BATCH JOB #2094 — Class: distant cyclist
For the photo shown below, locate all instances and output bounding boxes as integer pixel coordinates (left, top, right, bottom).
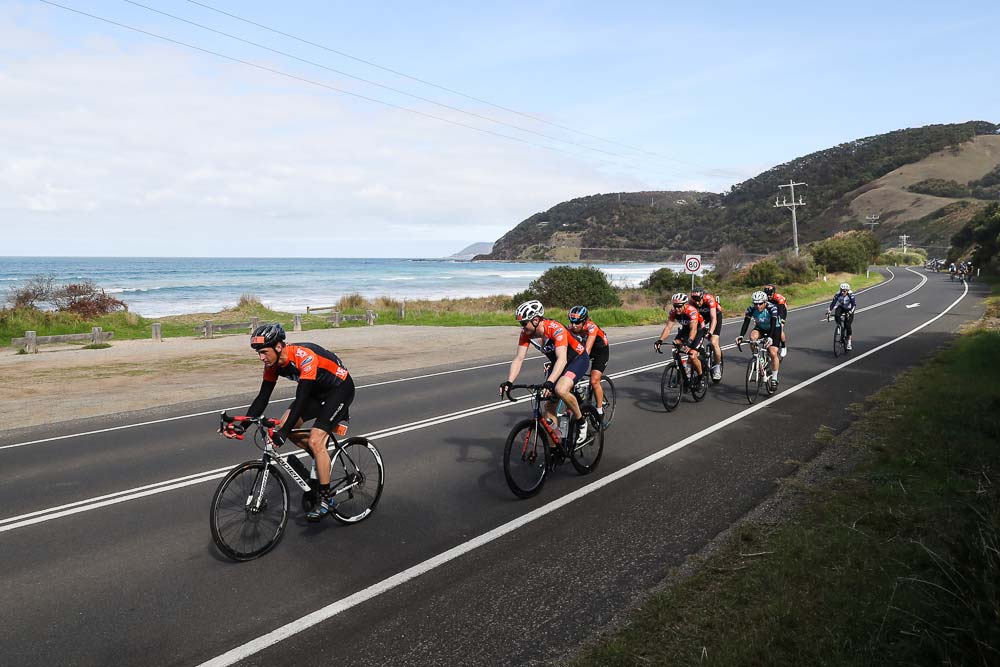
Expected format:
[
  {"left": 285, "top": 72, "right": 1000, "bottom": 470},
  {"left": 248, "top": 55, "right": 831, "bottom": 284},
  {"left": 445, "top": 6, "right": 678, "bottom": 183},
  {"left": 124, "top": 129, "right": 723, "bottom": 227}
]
[
  {"left": 736, "top": 291, "right": 782, "bottom": 388},
  {"left": 827, "top": 282, "right": 857, "bottom": 351},
  {"left": 688, "top": 287, "right": 724, "bottom": 380},
  {"left": 566, "top": 305, "right": 610, "bottom": 421},
  {"left": 762, "top": 284, "right": 788, "bottom": 358},
  {"left": 223, "top": 323, "right": 355, "bottom": 522},
  {"left": 949, "top": 262, "right": 957, "bottom": 280},
  {"left": 500, "top": 300, "right": 590, "bottom": 445},
  {"left": 655, "top": 292, "right": 707, "bottom": 385}
]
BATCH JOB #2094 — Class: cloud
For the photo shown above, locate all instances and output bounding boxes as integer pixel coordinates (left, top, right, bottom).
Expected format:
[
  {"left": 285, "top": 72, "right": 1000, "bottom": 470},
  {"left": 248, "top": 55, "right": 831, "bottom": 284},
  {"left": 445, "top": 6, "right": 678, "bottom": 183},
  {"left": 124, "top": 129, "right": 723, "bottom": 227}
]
[{"left": 1, "top": 10, "right": 657, "bottom": 256}]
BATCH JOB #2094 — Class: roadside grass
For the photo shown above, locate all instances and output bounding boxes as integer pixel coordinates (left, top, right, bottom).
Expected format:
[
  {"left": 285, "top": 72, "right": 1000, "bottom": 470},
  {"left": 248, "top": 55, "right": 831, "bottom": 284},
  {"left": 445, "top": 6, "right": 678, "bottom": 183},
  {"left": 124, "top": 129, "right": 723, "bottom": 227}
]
[
  {"left": 571, "top": 310, "right": 1000, "bottom": 665},
  {"left": 0, "top": 271, "right": 883, "bottom": 344}
]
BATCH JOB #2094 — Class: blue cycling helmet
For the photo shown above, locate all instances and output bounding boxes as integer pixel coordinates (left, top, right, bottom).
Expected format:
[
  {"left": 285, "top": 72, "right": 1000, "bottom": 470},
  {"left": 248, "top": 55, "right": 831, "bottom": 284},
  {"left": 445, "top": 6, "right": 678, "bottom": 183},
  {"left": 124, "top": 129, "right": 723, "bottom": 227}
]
[{"left": 568, "top": 305, "right": 589, "bottom": 323}]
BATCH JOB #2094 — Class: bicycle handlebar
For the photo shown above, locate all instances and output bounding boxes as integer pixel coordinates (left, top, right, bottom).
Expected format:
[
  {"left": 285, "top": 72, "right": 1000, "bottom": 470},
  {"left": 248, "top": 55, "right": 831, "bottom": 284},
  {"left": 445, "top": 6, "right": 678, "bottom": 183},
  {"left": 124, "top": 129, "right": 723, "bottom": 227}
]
[{"left": 502, "top": 383, "right": 560, "bottom": 403}]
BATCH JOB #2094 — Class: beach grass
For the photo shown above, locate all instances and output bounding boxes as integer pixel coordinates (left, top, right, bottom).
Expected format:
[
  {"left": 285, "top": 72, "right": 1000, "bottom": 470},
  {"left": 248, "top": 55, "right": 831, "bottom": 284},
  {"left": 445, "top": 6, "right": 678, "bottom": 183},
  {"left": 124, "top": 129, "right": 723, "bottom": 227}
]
[
  {"left": 0, "top": 271, "right": 883, "bottom": 345},
  {"left": 570, "top": 306, "right": 1000, "bottom": 666}
]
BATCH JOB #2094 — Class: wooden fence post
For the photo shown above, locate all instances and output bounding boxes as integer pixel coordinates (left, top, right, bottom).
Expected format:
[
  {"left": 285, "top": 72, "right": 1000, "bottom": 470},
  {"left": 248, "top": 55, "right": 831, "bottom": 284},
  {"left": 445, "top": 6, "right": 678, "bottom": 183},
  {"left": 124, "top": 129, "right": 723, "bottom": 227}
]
[
  {"left": 91, "top": 327, "right": 102, "bottom": 344},
  {"left": 331, "top": 311, "right": 340, "bottom": 328},
  {"left": 250, "top": 317, "right": 259, "bottom": 333},
  {"left": 365, "top": 309, "right": 375, "bottom": 326},
  {"left": 204, "top": 320, "right": 214, "bottom": 339},
  {"left": 293, "top": 314, "right": 302, "bottom": 332},
  {"left": 25, "top": 331, "right": 37, "bottom": 354},
  {"left": 398, "top": 300, "right": 405, "bottom": 320},
  {"left": 152, "top": 323, "right": 162, "bottom": 342}
]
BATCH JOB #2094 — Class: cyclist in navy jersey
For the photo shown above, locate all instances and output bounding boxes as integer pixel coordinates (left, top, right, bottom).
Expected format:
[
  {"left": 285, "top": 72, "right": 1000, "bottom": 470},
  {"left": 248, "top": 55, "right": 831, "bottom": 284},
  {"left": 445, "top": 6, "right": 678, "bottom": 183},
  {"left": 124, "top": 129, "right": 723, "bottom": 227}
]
[
  {"left": 736, "top": 291, "right": 782, "bottom": 387},
  {"left": 827, "top": 283, "right": 857, "bottom": 351}
]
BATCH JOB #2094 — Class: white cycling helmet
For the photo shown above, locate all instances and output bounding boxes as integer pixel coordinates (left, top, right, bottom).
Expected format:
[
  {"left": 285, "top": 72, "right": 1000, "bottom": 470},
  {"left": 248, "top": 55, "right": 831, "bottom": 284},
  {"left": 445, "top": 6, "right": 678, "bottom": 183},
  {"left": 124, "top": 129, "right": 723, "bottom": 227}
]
[
  {"left": 751, "top": 290, "right": 768, "bottom": 304},
  {"left": 670, "top": 292, "right": 688, "bottom": 306},
  {"left": 515, "top": 299, "right": 544, "bottom": 322},
  {"left": 839, "top": 282, "right": 850, "bottom": 291}
]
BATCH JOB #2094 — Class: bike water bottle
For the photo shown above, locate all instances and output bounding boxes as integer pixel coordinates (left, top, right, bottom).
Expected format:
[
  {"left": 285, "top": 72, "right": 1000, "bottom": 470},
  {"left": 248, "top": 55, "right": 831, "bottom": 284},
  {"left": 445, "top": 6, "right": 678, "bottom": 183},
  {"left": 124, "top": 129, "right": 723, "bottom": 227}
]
[{"left": 558, "top": 413, "right": 570, "bottom": 438}]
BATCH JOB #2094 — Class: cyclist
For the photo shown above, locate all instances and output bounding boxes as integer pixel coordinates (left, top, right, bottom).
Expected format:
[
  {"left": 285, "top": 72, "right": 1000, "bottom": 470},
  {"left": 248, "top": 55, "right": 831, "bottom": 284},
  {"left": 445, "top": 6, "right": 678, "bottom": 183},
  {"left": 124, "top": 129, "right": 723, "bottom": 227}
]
[
  {"left": 736, "top": 291, "right": 782, "bottom": 388},
  {"left": 762, "top": 284, "right": 788, "bottom": 358},
  {"left": 826, "top": 282, "right": 857, "bottom": 351},
  {"left": 654, "top": 292, "right": 707, "bottom": 385},
  {"left": 566, "top": 305, "right": 610, "bottom": 422},
  {"left": 223, "top": 323, "right": 355, "bottom": 522},
  {"left": 500, "top": 300, "right": 590, "bottom": 445},
  {"left": 688, "top": 287, "right": 724, "bottom": 380},
  {"left": 949, "top": 262, "right": 957, "bottom": 280}
]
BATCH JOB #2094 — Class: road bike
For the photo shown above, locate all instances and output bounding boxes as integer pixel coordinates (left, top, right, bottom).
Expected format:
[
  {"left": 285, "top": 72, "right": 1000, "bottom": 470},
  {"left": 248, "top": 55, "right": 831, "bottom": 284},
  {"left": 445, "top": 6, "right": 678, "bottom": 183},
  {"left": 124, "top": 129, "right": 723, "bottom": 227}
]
[
  {"left": 541, "top": 359, "right": 616, "bottom": 430},
  {"left": 701, "top": 333, "right": 724, "bottom": 384},
  {"left": 826, "top": 312, "right": 851, "bottom": 358},
  {"left": 500, "top": 383, "right": 605, "bottom": 499},
  {"left": 657, "top": 341, "right": 708, "bottom": 411},
  {"left": 737, "top": 336, "right": 776, "bottom": 404},
  {"left": 210, "top": 412, "right": 385, "bottom": 561}
]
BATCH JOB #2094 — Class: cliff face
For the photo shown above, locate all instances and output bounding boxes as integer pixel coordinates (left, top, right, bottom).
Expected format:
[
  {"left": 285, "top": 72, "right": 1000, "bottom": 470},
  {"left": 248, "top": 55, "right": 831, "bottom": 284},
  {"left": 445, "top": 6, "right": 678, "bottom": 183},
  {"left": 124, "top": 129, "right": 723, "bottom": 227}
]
[{"left": 475, "top": 121, "right": 1000, "bottom": 260}]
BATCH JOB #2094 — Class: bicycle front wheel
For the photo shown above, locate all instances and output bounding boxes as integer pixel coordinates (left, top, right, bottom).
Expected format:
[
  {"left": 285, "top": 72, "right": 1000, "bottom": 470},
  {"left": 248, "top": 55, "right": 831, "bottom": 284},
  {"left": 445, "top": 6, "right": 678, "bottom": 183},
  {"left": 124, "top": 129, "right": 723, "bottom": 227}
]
[
  {"left": 588, "top": 376, "right": 616, "bottom": 429},
  {"left": 569, "top": 406, "right": 605, "bottom": 475},
  {"left": 745, "top": 355, "right": 762, "bottom": 404},
  {"left": 503, "top": 419, "right": 550, "bottom": 499},
  {"left": 330, "top": 437, "right": 385, "bottom": 524},
  {"left": 660, "top": 362, "right": 682, "bottom": 411},
  {"left": 210, "top": 460, "right": 289, "bottom": 562},
  {"left": 833, "top": 325, "right": 842, "bottom": 358}
]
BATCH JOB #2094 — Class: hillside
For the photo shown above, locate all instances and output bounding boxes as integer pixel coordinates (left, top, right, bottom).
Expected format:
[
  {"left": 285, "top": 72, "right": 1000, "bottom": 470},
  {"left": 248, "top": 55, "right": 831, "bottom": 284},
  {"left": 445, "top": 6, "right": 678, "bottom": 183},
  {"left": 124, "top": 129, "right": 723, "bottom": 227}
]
[{"left": 476, "top": 121, "right": 1000, "bottom": 260}]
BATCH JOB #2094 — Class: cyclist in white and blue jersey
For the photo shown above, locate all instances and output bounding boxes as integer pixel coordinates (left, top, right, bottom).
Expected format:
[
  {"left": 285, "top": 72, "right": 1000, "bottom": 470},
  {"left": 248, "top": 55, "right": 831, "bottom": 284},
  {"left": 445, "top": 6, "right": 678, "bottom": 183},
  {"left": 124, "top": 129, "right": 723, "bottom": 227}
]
[{"left": 827, "top": 282, "right": 857, "bottom": 351}]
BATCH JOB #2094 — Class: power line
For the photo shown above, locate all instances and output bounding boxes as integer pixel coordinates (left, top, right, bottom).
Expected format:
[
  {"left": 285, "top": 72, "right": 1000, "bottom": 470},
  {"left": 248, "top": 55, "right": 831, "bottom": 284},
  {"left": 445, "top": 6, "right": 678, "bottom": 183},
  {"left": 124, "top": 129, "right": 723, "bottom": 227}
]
[
  {"left": 38, "top": 0, "right": 659, "bottom": 172},
  {"left": 122, "top": 0, "right": 675, "bottom": 169},
  {"left": 183, "top": 0, "right": 712, "bottom": 171},
  {"left": 774, "top": 180, "right": 807, "bottom": 256}
]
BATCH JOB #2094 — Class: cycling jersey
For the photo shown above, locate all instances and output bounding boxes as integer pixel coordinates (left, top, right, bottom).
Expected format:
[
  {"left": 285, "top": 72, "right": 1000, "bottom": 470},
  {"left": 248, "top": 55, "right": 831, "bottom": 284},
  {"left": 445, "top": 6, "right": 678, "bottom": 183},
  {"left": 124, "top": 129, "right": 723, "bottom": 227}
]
[
  {"left": 828, "top": 292, "right": 857, "bottom": 312},
  {"left": 519, "top": 318, "right": 586, "bottom": 363},
  {"left": 740, "top": 302, "right": 780, "bottom": 339},
  {"left": 576, "top": 319, "right": 609, "bottom": 350},
  {"left": 690, "top": 294, "right": 723, "bottom": 335},
  {"left": 263, "top": 343, "right": 349, "bottom": 390},
  {"left": 668, "top": 304, "right": 704, "bottom": 333},
  {"left": 768, "top": 293, "right": 787, "bottom": 320}
]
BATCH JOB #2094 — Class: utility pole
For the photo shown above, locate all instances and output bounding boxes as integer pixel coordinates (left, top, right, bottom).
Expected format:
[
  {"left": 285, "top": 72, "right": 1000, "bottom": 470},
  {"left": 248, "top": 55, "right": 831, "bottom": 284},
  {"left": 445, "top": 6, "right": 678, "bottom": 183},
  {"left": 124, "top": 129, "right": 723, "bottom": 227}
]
[
  {"left": 863, "top": 213, "right": 880, "bottom": 231},
  {"left": 775, "top": 180, "right": 807, "bottom": 256},
  {"left": 898, "top": 234, "right": 909, "bottom": 254}
]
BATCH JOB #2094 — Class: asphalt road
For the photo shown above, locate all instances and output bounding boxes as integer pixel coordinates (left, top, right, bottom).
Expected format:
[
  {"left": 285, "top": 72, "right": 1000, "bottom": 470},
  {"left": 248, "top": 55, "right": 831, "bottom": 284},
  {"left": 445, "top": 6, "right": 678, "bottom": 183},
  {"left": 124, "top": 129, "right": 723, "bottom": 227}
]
[{"left": 0, "top": 268, "right": 986, "bottom": 666}]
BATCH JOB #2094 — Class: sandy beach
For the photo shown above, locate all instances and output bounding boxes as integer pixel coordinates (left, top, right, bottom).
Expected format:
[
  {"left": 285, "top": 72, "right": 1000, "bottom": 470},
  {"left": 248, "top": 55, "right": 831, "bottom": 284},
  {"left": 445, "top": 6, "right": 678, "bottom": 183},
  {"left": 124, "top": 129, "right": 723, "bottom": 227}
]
[{"left": 9, "top": 324, "right": 651, "bottom": 430}]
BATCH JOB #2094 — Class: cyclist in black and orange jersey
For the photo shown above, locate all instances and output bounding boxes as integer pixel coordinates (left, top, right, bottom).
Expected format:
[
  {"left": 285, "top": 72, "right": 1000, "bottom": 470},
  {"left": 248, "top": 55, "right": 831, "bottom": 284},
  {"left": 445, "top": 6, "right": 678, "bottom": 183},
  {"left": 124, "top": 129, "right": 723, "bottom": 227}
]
[
  {"left": 688, "top": 287, "right": 724, "bottom": 380},
  {"left": 222, "top": 323, "right": 354, "bottom": 522},
  {"left": 500, "top": 300, "right": 591, "bottom": 445},
  {"left": 566, "top": 305, "right": 609, "bottom": 420},
  {"left": 762, "top": 284, "right": 788, "bottom": 358},
  {"left": 654, "top": 292, "right": 707, "bottom": 384}
]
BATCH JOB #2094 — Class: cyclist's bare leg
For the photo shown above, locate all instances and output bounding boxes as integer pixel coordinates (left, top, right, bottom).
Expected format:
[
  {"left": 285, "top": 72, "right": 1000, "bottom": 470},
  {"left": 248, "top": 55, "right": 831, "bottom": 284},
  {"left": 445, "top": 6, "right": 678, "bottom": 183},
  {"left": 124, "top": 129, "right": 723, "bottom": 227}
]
[
  {"left": 306, "top": 428, "right": 332, "bottom": 486},
  {"left": 770, "top": 345, "right": 780, "bottom": 372},
  {"left": 555, "top": 376, "right": 582, "bottom": 420},
  {"left": 277, "top": 409, "right": 310, "bottom": 450},
  {"left": 590, "top": 369, "right": 605, "bottom": 408},
  {"left": 688, "top": 349, "right": 703, "bottom": 376},
  {"left": 709, "top": 334, "right": 723, "bottom": 365}
]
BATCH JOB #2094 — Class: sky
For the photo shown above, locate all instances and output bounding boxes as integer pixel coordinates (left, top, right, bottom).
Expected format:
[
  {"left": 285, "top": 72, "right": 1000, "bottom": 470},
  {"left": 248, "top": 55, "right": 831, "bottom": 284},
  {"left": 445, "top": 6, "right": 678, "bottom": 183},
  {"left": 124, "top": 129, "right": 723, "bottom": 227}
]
[{"left": 2, "top": 0, "right": 998, "bottom": 257}]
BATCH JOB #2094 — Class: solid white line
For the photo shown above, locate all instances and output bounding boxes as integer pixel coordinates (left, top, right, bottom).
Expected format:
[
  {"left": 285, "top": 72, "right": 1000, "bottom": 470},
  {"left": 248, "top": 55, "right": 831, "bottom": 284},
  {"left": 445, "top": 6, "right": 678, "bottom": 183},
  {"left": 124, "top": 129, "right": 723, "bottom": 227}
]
[
  {"left": 0, "top": 268, "right": 897, "bottom": 452},
  {"left": 198, "top": 275, "right": 965, "bottom": 667}
]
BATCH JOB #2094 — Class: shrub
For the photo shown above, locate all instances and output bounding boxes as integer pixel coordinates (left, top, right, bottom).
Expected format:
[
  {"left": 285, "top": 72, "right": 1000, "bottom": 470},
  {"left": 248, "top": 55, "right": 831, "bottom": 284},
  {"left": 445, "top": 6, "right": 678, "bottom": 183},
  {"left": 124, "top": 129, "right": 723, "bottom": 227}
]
[
  {"left": 237, "top": 293, "right": 261, "bottom": 308},
  {"left": 877, "top": 251, "right": 924, "bottom": 265},
  {"left": 739, "top": 259, "right": 791, "bottom": 287},
  {"left": 6, "top": 274, "right": 55, "bottom": 309},
  {"left": 641, "top": 267, "right": 690, "bottom": 295},
  {"left": 810, "top": 230, "right": 880, "bottom": 273},
  {"left": 337, "top": 293, "right": 367, "bottom": 310},
  {"left": 775, "top": 250, "right": 820, "bottom": 283},
  {"left": 512, "top": 265, "right": 621, "bottom": 309},
  {"left": 49, "top": 281, "right": 126, "bottom": 317},
  {"left": 713, "top": 244, "right": 744, "bottom": 281}
]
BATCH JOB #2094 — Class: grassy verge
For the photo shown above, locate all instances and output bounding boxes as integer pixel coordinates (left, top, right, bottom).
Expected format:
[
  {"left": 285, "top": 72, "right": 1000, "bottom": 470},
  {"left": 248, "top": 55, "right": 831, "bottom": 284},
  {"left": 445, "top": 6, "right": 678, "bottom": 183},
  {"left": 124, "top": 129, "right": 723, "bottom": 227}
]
[
  {"left": 572, "top": 300, "right": 1000, "bottom": 665},
  {"left": 0, "top": 271, "right": 884, "bottom": 345}
]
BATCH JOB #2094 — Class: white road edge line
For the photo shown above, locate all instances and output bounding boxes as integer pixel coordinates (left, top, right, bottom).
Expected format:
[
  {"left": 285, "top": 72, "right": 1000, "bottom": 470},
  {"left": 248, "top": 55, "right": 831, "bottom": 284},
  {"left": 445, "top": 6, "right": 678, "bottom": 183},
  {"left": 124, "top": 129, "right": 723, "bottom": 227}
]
[
  {"left": 0, "top": 268, "right": 896, "bottom": 451},
  {"left": 198, "top": 273, "right": 965, "bottom": 667}
]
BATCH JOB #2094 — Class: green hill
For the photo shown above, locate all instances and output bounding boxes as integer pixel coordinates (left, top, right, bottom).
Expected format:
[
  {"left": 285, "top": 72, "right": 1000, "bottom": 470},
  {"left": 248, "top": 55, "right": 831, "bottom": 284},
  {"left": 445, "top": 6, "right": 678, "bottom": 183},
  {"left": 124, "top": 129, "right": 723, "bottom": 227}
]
[{"left": 477, "top": 121, "right": 999, "bottom": 260}]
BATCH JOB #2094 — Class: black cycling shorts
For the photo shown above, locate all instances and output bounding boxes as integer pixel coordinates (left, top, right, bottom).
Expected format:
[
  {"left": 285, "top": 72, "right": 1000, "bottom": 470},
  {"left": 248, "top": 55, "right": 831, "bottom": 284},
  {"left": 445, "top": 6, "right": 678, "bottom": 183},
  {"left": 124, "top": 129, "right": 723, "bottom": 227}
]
[
  {"left": 675, "top": 327, "right": 705, "bottom": 353},
  {"left": 589, "top": 345, "right": 609, "bottom": 374},
  {"left": 298, "top": 375, "right": 355, "bottom": 433}
]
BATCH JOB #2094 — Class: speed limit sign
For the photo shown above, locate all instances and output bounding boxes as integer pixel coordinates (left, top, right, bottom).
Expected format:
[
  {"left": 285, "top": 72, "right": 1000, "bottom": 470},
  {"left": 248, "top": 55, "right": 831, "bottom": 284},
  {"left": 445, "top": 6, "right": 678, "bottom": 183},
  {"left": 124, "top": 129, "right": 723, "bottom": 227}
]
[{"left": 684, "top": 255, "right": 702, "bottom": 274}]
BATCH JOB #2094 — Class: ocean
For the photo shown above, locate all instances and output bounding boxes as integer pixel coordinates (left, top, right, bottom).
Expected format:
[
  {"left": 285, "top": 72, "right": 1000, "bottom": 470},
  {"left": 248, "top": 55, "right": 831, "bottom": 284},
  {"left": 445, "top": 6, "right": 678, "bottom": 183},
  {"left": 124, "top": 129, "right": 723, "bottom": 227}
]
[{"left": 0, "top": 257, "right": 691, "bottom": 318}]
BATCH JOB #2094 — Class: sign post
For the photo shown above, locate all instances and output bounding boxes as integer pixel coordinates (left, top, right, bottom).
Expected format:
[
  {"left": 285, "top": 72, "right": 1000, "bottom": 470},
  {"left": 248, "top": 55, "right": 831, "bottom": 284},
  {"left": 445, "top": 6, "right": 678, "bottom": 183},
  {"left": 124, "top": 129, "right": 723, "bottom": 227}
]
[{"left": 684, "top": 254, "right": 702, "bottom": 291}]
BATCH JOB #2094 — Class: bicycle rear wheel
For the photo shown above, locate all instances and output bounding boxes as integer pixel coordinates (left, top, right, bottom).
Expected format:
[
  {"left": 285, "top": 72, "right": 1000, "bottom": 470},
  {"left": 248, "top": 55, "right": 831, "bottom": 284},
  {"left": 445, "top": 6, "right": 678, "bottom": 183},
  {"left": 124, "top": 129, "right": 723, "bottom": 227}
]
[
  {"left": 210, "top": 460, "right": 289, "bottom": 562},
  {"left": 503, "top": 419, "right": 550, "bottom": 499},
  {"left": 745, "top": 355, "right": 762, "bottom": 404},
  {"left": 660, "top": 362, "right": 682, "bottom": 411},
  {"left": 587, "top": 376, "right": 616, "bottom": 429},
  {"left": 570, "top": 406, "right": 605, "bottom": 475},
  {"left": 330, "top": 437, "right": 385, "bottom": 524}
]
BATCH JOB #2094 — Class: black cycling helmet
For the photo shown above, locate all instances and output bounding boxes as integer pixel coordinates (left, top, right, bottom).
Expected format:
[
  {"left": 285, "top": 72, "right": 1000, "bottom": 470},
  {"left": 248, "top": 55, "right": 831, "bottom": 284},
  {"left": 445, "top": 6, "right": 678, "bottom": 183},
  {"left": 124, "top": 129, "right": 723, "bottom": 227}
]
[
  {"left": 762, "top": 284, "right": 776, "bottom": 297},
  {"left": 568, "top": 305, "right": 589, "bottom": 323},
  {"left": 250, "top": 323, "right": 286, "bottom": 350},
  {"left": 689, "top": 287, "right": 705, "bottom": 301}
]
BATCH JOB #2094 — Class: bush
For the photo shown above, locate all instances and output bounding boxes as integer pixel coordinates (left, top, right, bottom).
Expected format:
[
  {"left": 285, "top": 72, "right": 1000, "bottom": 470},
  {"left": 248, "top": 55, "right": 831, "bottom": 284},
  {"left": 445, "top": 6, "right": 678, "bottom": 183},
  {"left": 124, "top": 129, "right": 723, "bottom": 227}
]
[
  {"left": 6, "top": 275, "right": 54, "bottom": 309},
  {"left": 878, "top": 250, "right": 924, "bottom": 265},
  {"left": 739, "top": 259, "right": 791, "bottom": 286},
  {"left": 49, "top": 281, "right": 126, "bottom": 317},
  {"left": 512, "top": 265, "right": 621, "bottom": 309},
  {"left": 713, "top": 244, "right": 744, "bottom": 281},
  {"left": 810, "top": 230, "right": 880, "bottom": 273},
  {"left": 641, "top": 267, "right": 690, "bottom": 295},
  {"left": 337, "top": 293, "right": 367, "bottom": 310},
  {"left": 775, "top": 250, "right": 820, "bottom": 283}
]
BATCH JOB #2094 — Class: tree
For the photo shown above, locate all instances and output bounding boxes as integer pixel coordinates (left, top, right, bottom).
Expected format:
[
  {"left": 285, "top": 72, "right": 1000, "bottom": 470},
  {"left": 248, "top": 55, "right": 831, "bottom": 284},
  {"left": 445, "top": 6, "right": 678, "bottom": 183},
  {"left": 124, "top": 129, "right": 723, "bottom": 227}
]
[{"left": 513, "top": 266, "right": 621, "bottom": 309}]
